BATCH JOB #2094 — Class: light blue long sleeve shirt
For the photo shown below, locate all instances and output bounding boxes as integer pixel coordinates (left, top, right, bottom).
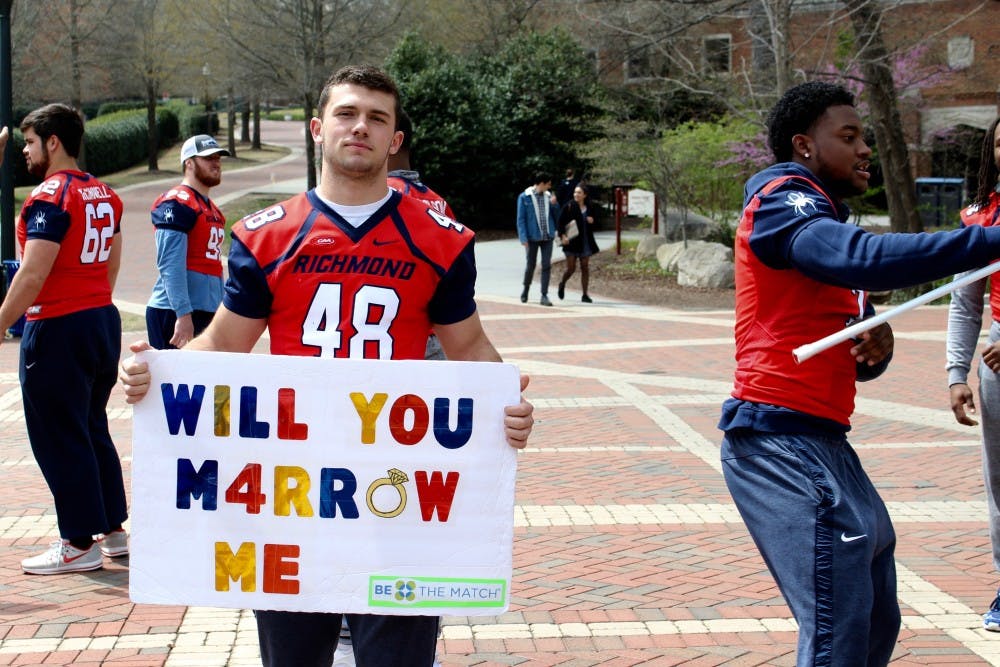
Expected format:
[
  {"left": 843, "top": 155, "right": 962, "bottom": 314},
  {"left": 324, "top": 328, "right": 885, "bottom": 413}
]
[{"left": 147, "top": 228, "right": 224, "bottom": 314}]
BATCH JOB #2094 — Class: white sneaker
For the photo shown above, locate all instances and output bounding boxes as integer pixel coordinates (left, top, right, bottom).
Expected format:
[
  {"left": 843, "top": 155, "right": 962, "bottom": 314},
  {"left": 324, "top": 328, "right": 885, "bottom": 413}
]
[
  {"left": 332, "top": 638, "right": 355, "bottom": 667},
  {"left": 21, "top": 539, "right": 102, "bottom": 575},
  {"left": 96, "top": 529, "right": 129, "bottom": 558}
]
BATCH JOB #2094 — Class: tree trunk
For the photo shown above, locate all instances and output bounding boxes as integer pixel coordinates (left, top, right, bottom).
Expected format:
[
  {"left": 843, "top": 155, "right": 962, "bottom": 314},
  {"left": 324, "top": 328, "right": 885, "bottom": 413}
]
[
  {"left": 753, "top": 0, "right": 793, "bottom": 97},
  {"left": 770, "top": 0, "right": 792, "bottom": 96},
  {"left": 146, "top": 84, "right": 159, "bottom": 172},
  {"left": 304, "top": 90, "right": 316, "bottom": 190},
  {"left": 69, "top": 0, "right": 86, "bottom": 170},
  {"left": 227, "top": 85, "right": 237, "bottom": 158},
  {"left": 845, "top": 0, "right": 922, "bottom": 233},
  {"left": 252, "top": 98, "right": 261, "bottom": 150},
  {"left": 241, "top": 98, "right": 250, "bottom": 144}
]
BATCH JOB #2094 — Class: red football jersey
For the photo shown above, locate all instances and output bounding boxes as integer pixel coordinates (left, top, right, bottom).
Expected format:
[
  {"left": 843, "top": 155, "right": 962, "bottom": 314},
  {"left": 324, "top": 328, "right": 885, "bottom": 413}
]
[
  {"left": 227, "top": 190, "right": 476, "bottom": 359},
  {"left": 150, "top": 184, "right": 225, "bottom": 277},
  {"left": 960, "top": 191, "right": 1000, "bottom": 320},
  {"left": 732, "top": 174, "right": 864, "bottom": 426},
  {"left": 17, "top": 170, "right": 122, "bottom": 320},
  {"left": 387, "top": 175, "right": 456, "bottom": 220}
]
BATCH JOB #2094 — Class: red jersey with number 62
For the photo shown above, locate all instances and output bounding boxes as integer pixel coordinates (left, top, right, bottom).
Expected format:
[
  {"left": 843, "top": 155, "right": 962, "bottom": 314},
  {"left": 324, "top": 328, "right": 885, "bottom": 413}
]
[
  {"left": 225, "top": 189, "right": 476, "bottom": 359},
  {"left": 16, "top": 170, "right": 122, "bottom": 320}
]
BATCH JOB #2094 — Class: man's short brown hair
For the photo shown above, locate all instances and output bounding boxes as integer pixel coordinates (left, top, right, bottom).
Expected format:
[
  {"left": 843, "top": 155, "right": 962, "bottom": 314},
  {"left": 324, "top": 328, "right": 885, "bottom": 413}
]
[
  {"left": 316, "top": 64, "right": 402, "bottom": 130},
  {"left": 20, "top": 103, "right": 85, "bottom": 158}
]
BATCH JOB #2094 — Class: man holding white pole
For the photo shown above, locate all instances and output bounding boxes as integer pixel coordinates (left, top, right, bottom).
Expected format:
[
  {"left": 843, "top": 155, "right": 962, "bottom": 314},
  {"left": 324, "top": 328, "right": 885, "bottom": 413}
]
[{"left": 720, "top": 82, "right": 1000, "bottom": 667}]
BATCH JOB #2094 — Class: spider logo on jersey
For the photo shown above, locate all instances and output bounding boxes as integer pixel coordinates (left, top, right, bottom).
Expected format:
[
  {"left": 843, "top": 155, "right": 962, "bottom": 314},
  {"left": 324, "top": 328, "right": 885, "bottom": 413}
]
[
  {"left": 163, "top": 205, "right": 174, "bottom": 223},
  {"left": 785, "top": 192, "right": 818, "bottom": 216},
  {"left": 32, "top": 211, "right": 47, "bottom": 230}
]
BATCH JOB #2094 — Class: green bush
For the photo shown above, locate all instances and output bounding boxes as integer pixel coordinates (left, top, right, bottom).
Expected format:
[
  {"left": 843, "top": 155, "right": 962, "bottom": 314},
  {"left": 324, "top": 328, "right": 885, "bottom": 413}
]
[
  {"left": 264, "top": 108, "right": 306, "bottom": 121},
  {"left": 156, "top": 106, "right": 180, "bottom": 147},
  {"left": 12, "top": 106, "right": 183, "bottom": 185},
  {"left": 657, "top": 117, "right": 758, "bottom": 222},
  {"left": 97, "top": 101, "right": 145, "bottom": 116},
  {"left": 83, "top": 106, "right": 183, "bottom": 176},
  {"left": 385, "top": 29, "right": 603, "bottom": 228},
  {"left": 84, "top": 110, "right": 150, "bottom": 176},
  {"left": 163, "top": 99, "right": 219, "bottom": 138}
]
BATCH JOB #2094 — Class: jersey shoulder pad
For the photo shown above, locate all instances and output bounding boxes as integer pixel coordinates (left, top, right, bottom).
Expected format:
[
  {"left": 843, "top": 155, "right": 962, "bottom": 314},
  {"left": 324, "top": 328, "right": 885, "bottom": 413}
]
[
  {"left": 232, "top": 193, "right": 311, "bottom": 263},
  {"left": 25, "top": 172, "right": 71, "bottom": 208},
  {"left": 387, "top": 175, "right": 412, "bottom": 195},
  {"left": 396, "top": 194, "right": 473, "bottom": 265},
  {"left": 152, "top": 185, "right": 198, "bottom": 212}
]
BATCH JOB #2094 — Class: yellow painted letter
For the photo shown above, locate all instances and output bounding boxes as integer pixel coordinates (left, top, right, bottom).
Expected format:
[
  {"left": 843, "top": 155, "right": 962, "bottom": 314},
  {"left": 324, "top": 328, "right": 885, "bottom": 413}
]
[
  {"left": 274, "top": 466, "right": 314, "bottom": 517},
  {"left": 350, "top": 392, "right": 388, "bottom": 444},
  {"left": 215, "top": 541, "right": 256, "bottom": 592}
]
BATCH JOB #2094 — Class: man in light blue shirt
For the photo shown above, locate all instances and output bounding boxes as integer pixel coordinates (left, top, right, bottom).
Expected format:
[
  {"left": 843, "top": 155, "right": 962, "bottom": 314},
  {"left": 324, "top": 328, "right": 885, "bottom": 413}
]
[{"left": 145, "top": 134, "right": 229, "bottom": 349}]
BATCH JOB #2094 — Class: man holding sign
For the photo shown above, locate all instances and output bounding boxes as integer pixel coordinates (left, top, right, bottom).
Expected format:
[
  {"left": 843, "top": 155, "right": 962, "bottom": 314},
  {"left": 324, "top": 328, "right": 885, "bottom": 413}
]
[
  {"left": 120, "top": 64, "right": 534, "bottom": 667},
  {"left": 720, "top": 82, "right": 1000, "bottom": 667}
]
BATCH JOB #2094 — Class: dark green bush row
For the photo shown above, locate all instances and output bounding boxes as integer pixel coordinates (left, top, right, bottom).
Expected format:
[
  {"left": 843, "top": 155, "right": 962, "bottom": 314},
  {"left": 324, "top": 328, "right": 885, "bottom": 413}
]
[
  {"left": 13, "top": 103, "right": 219, "bottom": 185},
  {"left": 96, "top": 101, "right": 146, "bottom": 116},
  {"left": 85, "top": 108, "right": 161, "bottom": 176},
  {"left": 163, "top": 99, "right": 220, "bottom": 138}
]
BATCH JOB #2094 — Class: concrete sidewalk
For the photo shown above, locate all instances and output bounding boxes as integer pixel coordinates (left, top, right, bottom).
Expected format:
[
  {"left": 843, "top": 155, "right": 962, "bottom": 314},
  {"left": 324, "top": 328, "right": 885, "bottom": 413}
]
[{"left": 1, "top": 122, "right": 999, "bottom": 665}]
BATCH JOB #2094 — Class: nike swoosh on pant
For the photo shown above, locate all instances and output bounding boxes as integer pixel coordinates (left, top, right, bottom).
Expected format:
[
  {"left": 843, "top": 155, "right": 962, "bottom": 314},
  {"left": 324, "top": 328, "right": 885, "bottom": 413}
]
[{"left": 840, "top": 532, "right": 866, "bottom": 542}]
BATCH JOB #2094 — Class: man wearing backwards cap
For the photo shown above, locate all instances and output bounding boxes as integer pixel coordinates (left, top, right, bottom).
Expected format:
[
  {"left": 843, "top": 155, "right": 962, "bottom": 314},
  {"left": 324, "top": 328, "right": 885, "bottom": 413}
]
[{"left": 145, "top": 134, "right": 230, "bottom": 349}]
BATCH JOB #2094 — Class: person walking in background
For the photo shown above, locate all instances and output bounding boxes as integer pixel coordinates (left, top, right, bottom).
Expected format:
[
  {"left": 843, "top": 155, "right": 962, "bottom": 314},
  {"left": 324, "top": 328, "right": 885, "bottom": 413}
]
[
  {"left": 556, "top": 167, "right": 579, "bottom": 207},
  {"left": 721, "top": 83, "right": 1000, "bottom": 667},
  {"left": 516, "top": 172, "right": 558, "bottom": 306},
  {"left": 0, "top": 104, "right": 128, "bottom": 574},
  {"left": 119, "top": 64, "right": 535, "bottom": 667},
  {"left": 945, "top": 115, "right": 1000, "bottom": 630},
  {"left": 556, "top": 183, "right": 599, "bottom": 303},
  {"left": 145, "top": 134, "right": 229, "bottom": 350}
]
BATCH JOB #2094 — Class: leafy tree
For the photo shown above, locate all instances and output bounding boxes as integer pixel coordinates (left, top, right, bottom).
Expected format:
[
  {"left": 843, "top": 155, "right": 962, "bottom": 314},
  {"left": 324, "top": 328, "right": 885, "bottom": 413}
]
[
  {"left": 658, "top": 117, "right": 759, "bottom": 222},
  {"left": 386, "top": 36, "right": 492, "bottom": 220},
  {"left": 11, "top": 0, "right": 122, "bottom": 111},
  {"left": 386, "top": 29, "right": 603, "bottom": 228},
  {"left": 110, "top": 0, "right": 196, "bottom": 171},
  {"left": 206, "top": 0, "right": 405, "bottom": 189}
]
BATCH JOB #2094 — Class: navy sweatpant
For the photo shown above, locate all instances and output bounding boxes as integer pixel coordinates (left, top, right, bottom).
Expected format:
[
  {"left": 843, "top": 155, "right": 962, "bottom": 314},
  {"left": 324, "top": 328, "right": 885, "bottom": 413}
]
[
  {"left": 19, "top": 305, "right": 128, "bottom": 540},
  {"left": 145, "top": 306, "right": 215, "bottom": 350},
  {"left": 722, "top": 431, "right": 899, "bottom": 667},
  {"left": 254, "top": 610, "right": 439, "bottom": 667}
]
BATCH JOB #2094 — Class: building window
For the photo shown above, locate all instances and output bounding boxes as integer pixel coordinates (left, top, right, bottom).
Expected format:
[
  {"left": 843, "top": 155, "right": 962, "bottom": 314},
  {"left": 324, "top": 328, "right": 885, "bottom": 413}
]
[
  {"left": 703, "top": 34, "right": 731, "bottom": 74},
  {"left": 947, "top": 36, "right": 974, "bottom": 70},
  {"left": 626, "top": 47, "right": 652, "bottom": 81},
  {"left": 625, "top": 45, "right": 670, "bottom": 82}
]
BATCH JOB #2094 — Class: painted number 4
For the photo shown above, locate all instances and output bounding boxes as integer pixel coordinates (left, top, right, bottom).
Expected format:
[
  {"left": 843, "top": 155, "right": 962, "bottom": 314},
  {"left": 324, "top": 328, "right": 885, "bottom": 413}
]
[
  {"left": 428, "top": 208, "right": 464, "bottom": 232},
  {"left": 302, "top": 283, "right": 400, "bottom": 358}
]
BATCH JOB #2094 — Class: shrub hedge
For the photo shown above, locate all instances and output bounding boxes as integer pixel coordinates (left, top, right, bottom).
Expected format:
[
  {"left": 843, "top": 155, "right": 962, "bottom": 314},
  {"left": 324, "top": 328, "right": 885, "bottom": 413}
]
[
  {"left": 96, "top": 101, "right": 146, "bottom": 116},
  {"left": 12, "top": 102, "right": 219, "bottom": 185}
]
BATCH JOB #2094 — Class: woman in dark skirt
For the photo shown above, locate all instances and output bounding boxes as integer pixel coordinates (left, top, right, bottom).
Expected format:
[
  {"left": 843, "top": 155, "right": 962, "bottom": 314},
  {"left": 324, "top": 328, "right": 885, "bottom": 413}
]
[{"left": 556, "top": 183, "right": 600, "bottom": 302}]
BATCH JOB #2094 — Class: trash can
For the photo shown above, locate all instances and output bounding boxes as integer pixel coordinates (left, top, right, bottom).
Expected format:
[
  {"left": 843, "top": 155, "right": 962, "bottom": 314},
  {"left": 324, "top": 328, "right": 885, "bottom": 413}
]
[
  {"left": 915, "top": 177, "right": 965, "bottom": 227},
  {"left": 3, "top": 260, "right": 26, "bottom": 337}
]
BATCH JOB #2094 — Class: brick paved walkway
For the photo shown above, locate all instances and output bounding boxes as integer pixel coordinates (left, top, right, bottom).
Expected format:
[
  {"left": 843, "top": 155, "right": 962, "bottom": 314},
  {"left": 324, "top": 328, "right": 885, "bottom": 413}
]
[{"left": 2, "top": 122, "right": 1000, "bottom": 665}]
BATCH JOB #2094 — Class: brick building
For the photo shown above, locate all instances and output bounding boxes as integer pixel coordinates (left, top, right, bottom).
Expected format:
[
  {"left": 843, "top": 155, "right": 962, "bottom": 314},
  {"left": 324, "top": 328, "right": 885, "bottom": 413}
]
[{"left": 590, "top": 0, "right": 998, "bottom": 179}]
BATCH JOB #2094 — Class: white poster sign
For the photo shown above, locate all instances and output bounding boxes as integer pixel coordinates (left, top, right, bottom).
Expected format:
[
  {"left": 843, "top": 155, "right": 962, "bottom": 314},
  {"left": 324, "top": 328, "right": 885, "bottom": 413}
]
[{"left": 129, "top": 350, "right": 519, "bottom": 616}]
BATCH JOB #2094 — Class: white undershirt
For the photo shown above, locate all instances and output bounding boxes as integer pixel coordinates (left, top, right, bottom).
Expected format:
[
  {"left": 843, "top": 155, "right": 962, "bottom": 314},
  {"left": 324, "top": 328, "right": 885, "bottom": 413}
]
[{"left": 314, "top": 189, "right": 393, "bottom": 228}]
